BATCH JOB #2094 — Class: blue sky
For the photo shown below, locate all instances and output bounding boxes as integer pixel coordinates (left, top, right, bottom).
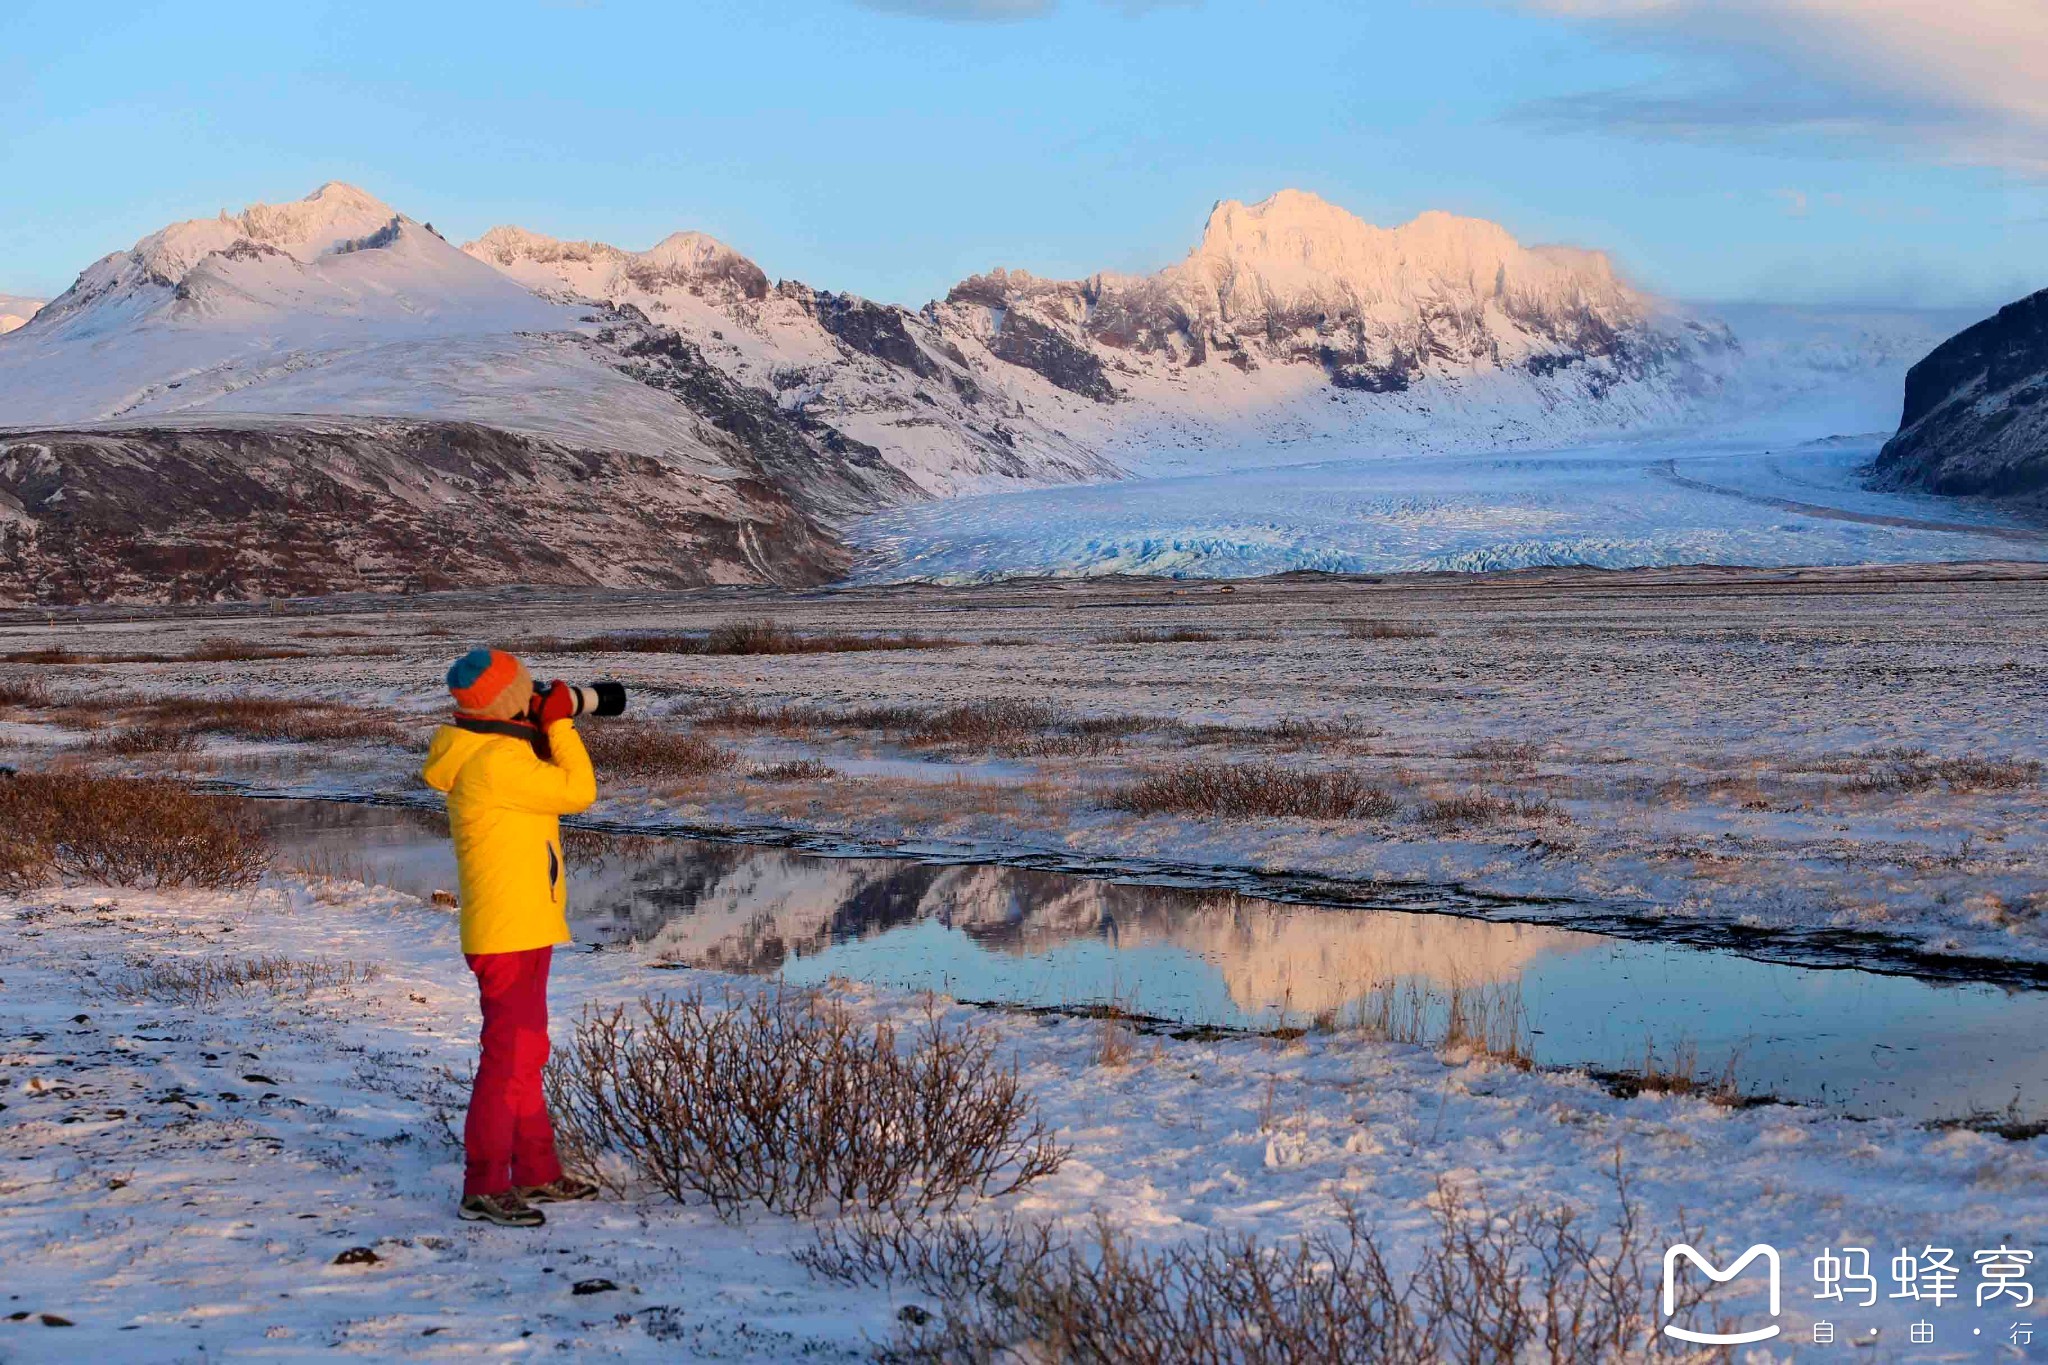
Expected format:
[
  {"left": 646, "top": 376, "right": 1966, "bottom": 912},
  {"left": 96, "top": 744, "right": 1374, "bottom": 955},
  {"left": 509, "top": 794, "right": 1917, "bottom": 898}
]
[{"left": 4, "top": 0, "right": 2044, "bottom": 309}]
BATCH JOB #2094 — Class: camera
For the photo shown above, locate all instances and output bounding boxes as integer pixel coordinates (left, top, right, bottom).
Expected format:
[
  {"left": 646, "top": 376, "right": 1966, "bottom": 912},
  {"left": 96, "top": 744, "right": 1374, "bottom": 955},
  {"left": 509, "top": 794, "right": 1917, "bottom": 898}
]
[{"left": 551, "top": 681, "right": 628, "bottom": 718}]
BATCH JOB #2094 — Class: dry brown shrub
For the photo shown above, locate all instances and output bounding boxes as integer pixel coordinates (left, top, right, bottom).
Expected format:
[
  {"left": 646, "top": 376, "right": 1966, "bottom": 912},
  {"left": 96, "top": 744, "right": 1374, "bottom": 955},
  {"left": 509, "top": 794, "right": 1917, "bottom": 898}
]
[
  {"left": 840, "top": 703, "right": 932, "bottom": 731},
  {"left": 1189, "top": 717, "right": 1349, "bottom": 747},
  {"left": 1849, "top": 753, "right": 2041, "bottom": 794},
  {"left": 140, "top": 696, "right": 407, "bottom": 746},
  {"left": 580, "top": 723, "right": 735, "bottom": 778},
  {"left": 545, "top": 989, "right": 1066, "bottom": 1220},
  {"left": 551, "top": 621, "right": 960, "bottom": 655},
  {"left": 1097, "top": 628, "right": 1220, "bottom": 645},
  {"left": 1415, "top": 791, "right": 1558, "bottom": 830},
  {"left": 1459, "top": 738, "right": 1543, "bottom": 766},
  {"left": 750, "top": 759, "right": 841, "bottom": 782},
  {"left": 0, "top": 676, "right": 51, "bottom": 708},
  {"left": 1107, "top": 763, "right": 1398, "bottom": 821},
  {"left": 183, "top": 637, "right": 309, "bottom": 662},
  {"left": 694, "top": 701, "right": 830, "bottom": 734},
  {"left": 704, "top": 619, "right": 959, "bottom": 655},
  {"left": 0, "top": 771, "right": 269, "bottom": 888},
  {"left": 1343, "top": 619, "right": 1438, "bottom": 640},
  {"left": 1072, "top": 713, "right": 1159, "bottom": 739},
  {"left": 105, "top": 954, "right": 376, "bottom": 1005},
  {"left": 798, "top": 1203, "right": 1061, "bottom": 1299},
  {"left": 83, "top": 726, "right": 201, "bottom": 757},
  {"left": 912, "top": 700, "right": 1062, "bottom": 749},
  {"left": 569, "top": 632, "right": 702, "bottom": 654},
  {"left": 820, "top": 1167, "right": 1721, "bottom": 1364}
]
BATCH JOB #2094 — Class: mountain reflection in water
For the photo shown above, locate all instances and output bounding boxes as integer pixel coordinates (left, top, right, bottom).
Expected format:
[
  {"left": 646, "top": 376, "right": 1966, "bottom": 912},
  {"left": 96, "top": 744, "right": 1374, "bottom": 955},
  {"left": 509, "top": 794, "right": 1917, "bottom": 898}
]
[{"left": 257, "top": 799, "right": 2048, "bottom": 1122}]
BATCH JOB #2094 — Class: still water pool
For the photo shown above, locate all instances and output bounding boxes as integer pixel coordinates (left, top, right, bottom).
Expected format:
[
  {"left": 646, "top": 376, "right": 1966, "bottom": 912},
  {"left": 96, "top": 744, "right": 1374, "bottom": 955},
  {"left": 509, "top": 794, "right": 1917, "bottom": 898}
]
[{"left": 256, "top": 797, "right": 2048, "bottom": 1124}]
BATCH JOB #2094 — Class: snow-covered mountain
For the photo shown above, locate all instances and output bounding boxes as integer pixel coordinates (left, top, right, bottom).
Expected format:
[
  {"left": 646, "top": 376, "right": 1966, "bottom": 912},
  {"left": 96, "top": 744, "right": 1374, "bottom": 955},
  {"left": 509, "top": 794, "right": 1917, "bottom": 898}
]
[
  {"left": 465, "top": 225, "right": 1115, "bottom": 495},
  {"left": 475, "top": 189, "right": 1754, "bottom": 484},
  {"left": 955, "top": 191, "right": 1707, "bottom": 395},
  {"left": 0, "top": 184, "right": 920, "bottom": 600},
  {"left": 0, "top": 296, "right": 40, "bottom": 336},
  {"left": 0, "top": 180, "right": 1965, "bottom": 601}
]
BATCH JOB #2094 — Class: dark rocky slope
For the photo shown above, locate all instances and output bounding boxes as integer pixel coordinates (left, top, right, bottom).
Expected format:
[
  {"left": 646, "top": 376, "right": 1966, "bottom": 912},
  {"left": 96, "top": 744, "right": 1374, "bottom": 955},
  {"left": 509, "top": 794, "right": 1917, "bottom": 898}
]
[
  {"left": 0, "top": 418, "right": 851, "bottom": 605},
  {"left": 1873, "top": 289, "right": 2048, "bottom": 502}
]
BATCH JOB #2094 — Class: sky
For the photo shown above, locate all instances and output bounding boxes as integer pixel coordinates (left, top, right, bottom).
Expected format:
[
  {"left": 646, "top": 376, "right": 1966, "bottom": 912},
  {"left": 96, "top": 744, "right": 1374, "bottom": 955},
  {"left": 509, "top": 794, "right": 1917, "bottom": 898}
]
[{"left": 3, "top": 0, "right": 2045, "bottom": 311}]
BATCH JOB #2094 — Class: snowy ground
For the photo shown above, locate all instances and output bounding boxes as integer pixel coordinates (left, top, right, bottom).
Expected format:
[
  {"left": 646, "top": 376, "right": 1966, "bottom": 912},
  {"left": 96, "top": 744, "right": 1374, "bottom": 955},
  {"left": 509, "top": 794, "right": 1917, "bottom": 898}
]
[
  {"left": 3, "top": 568, "right": 2048, "bottom": 1356},
  {"left": 849, "top": 438, "right": 2048, "bottom": 583},
  {"left": 8, "top": 878, "right": 2048, "bottom": 1360}
]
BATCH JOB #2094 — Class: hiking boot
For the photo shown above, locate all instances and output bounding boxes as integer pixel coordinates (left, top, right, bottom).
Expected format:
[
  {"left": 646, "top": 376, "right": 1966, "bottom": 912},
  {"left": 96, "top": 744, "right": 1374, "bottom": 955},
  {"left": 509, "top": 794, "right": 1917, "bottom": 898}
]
[
  {"left": 459, "top": 1191, "right": 545, "bottom": 1227},
  {"left": 514, "top": 1174, "right": 600, "bottom": 1204}
]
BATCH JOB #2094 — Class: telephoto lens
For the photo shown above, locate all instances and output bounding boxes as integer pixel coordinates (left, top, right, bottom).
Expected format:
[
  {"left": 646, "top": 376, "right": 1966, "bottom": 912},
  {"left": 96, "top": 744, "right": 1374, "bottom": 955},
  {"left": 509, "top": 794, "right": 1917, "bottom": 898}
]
[{"left": 567, "top": 682, "right": 627, "bottom": 718}]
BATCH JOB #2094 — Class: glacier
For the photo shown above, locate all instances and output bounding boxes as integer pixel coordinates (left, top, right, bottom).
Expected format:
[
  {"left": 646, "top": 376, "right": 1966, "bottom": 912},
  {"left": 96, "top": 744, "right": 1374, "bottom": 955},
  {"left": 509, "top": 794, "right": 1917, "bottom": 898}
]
[{"left": 849, "top": 436, "right": 2048, "bottom": 582}]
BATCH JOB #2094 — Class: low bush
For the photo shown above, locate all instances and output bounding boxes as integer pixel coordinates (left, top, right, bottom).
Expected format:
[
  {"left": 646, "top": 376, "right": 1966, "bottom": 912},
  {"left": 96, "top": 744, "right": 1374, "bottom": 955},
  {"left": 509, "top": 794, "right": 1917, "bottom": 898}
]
[
  {"left": 106, "top": 953, "right": 376, "bottom": 1004},
  {"left": 1188, "top": 717, "right": 1348, "bottom": 746},
  {"left": 913, "top": 699, "right": 1063, "bottom": 748},
  {"left": 750, "top": 759, "right": 840, "bottom": 781},
  {"left": 1, "top": 640, "right": 370, "bottom": 664},
  {"left": 812, "top": 1169, "right": 1721, "bottom": 1363},
  {"left": 1343, "top": 619, "right": 1438, "bottom": 640},
  {"left": 182, "top": 637, "right": 310, "bottom": 662},
  {"left": 1096, "top": 628, "right": 1219, "bottom": 645},
  {"left": 703, "top": 619, "right": 960, "bottom": 655},
  {"left": 1415, "top": 791, "right": 1558, "bottom": 829},
  {"left": 579, "top": 723, "right": 736, "bottom": 779},
  {"left": 1849, "top": 753, "right": 2041, "bottom": 794},
  {"left": 837, "top": 703, "right": 928, "bottom": 730},
  {"left": 0, "top": 771, "right": 270, "bottom": 888},
  {"left": 138, "top": 696, "right": 407, "bottom": 746},
  {"left": 1458, "top": 738, "right": 1543, "bottom": 766},
  {"left": 539, "top": 620, "right": 961, "bottom": 657},
  {"left": 0, "top": 676, "right": 50, "bottom": 708},
  {"left": 694, "top": 701, "right": 832, "bottom": 734},
  {"left": 83, "top": 726, "right": 201, "bottom": 756},
  {"left": 545, "top": 989, "right": 1066, "bottom": 1220},
  {"left": 1107, "top": 763, "right": 1398, "bottom": 821}
]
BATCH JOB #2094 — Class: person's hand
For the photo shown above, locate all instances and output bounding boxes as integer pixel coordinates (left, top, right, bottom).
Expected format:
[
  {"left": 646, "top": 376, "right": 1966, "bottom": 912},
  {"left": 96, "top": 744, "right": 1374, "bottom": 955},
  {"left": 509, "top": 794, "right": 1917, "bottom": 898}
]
[{"left": 534, "top": 680, "right": 577, "bottom": 728}]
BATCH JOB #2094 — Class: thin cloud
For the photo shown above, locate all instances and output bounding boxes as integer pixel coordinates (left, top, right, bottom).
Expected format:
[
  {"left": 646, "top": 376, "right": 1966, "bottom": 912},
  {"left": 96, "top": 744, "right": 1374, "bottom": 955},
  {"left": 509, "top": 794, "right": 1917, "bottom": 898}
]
[{"left": 1507, "top": 1, "right": 2048, "bottom": 174}]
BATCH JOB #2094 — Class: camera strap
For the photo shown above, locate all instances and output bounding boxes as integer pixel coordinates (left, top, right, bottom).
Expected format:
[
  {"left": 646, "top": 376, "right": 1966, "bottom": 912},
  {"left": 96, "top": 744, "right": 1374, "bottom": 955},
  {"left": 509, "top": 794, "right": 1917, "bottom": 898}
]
[{"left": 451, "top": 715, "right": 551, "bottom": 761}]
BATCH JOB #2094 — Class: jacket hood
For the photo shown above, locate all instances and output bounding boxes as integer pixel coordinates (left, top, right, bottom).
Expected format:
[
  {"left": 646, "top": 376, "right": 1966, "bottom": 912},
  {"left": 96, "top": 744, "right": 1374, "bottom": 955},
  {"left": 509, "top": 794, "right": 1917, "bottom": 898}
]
[{"left": 422, "top": 723, "right": 496, "bottom": 793}]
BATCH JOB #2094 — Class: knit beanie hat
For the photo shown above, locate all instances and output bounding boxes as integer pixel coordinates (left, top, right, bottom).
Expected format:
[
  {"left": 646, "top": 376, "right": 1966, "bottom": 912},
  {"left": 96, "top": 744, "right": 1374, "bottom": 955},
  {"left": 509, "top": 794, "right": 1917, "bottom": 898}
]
[{"left": 446, "top": 648, "right": 530, "bottom": 718}]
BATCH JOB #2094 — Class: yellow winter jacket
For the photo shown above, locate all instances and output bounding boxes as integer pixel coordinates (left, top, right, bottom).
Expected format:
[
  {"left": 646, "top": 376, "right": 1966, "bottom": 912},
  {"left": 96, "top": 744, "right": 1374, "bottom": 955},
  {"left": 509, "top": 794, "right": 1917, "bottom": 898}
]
[{"left": 420, "top": 718, "right": 597, "bottom": 955}]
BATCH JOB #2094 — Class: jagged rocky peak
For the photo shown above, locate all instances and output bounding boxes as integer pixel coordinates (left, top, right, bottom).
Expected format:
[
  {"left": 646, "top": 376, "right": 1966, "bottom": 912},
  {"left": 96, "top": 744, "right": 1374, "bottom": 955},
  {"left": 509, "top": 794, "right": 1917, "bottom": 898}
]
[
  {"left": 26, "top": 181, "right": 470, "bottom": 338},
  {"left": 134, "top": 181, "right": 406, "bottom": 282},
  {"left": 465, "top": 224, "right": 768, "bottom": 304},
  {"left": 941, "top": 188, "right": 1681, "bottom": 392},
  {"left": 1177, "top": 190, "right": 1643, "bottom": 317}
]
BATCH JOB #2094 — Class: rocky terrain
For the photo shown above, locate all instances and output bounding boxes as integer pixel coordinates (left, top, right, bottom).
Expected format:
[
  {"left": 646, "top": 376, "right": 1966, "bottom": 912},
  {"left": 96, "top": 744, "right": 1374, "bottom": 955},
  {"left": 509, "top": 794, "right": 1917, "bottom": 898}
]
[
  {"left": 0, "top": 415, "right": 863, "bottom": 602},
  {"left": 1872, "top": 286, "right": 2048, "bottom": 504}
]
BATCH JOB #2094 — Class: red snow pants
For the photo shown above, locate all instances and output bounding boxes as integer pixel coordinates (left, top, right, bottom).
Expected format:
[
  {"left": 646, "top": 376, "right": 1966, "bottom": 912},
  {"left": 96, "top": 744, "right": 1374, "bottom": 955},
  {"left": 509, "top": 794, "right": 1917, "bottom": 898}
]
[{"left": 463, "top": 945, "right": 564, "bottom": 1198}]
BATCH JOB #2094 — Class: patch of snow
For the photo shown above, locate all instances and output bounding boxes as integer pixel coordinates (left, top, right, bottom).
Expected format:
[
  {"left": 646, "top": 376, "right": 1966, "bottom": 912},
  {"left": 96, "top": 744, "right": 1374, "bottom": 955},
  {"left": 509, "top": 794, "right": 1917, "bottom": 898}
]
[{"left": 7, "top": 878, "right": 2046, "bottom": 1355}]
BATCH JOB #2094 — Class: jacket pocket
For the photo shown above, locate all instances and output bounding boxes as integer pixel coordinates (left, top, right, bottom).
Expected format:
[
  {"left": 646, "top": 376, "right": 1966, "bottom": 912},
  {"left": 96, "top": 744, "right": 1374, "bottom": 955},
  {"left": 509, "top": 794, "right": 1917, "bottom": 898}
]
[{"left": 547, "top": 841, "right": 561, "bottom": 903}]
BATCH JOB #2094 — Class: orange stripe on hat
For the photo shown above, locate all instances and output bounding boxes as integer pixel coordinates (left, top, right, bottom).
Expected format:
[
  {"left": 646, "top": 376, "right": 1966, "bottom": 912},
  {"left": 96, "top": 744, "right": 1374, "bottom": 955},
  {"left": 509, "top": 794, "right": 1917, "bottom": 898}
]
[{"left": 449, "top": 649, "right": 524, "bottom": 712}]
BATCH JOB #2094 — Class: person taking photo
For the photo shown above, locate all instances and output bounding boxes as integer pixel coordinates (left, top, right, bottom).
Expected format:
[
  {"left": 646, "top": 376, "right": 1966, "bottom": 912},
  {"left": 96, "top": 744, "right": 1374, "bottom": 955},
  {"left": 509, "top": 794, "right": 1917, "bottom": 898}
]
[{"left": 421, "top": 648, "right": 602, "bottom": 1227}]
